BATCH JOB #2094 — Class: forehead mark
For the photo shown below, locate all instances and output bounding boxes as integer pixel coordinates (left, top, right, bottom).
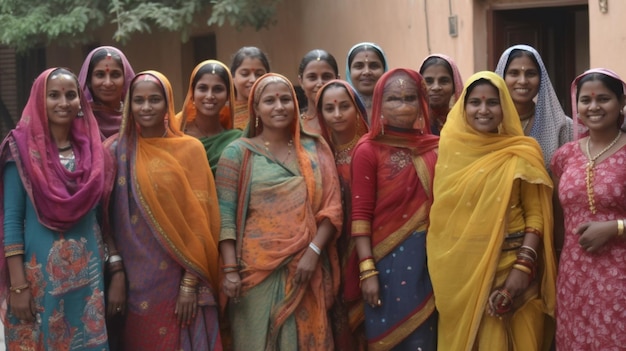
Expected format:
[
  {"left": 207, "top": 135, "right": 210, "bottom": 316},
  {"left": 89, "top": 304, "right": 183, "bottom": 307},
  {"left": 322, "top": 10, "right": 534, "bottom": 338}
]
[
  {"left": 316, "top": 50, "right": 321, "bottom": 61},
  {"left": 591, "top": 92, "right": 595, "bottom": 97},
  {"left": 212, "top": 64, "right": 216, "bottom": 74},
  {"left": 334, "top": 99, "right": 337, "bottom": 103}
]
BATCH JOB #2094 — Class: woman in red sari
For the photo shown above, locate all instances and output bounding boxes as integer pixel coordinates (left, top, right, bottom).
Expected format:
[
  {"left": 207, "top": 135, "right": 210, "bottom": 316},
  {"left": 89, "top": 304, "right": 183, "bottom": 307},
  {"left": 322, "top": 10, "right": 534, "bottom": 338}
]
[
  {"left": 350, "top": 68, "right": 439, "bottom": 350},
  {"left": 316, "top": 79, "right": 369, "bottom": 350}
]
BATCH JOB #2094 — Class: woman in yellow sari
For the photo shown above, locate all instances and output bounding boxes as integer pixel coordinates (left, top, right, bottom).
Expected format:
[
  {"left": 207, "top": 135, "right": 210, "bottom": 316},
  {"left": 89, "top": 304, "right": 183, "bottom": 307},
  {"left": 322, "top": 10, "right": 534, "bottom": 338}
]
[{"left": 427, "top": 71, "right": 557, "bottom": 351}]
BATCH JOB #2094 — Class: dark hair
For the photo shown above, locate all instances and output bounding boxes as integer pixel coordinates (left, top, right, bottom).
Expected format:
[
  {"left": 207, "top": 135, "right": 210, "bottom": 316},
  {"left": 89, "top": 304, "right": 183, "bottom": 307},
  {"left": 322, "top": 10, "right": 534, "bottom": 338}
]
[
  {"left": 86, "top": 48, "right": 125, "bottom": 95},
  {"left": 348, "top": 44, "right": 386, "bottom": 69},
  {"left": 230, "top": 46, "right": 270, "bottom": 74},
  {"left": 298, "top": 49, "right": 339, "bottom": 77},
  {"left": 49, "top": 68, "right": 80, "bottom": 90},
  {"left": 192, "top": 63, "right": 231, "bottom": 98},
  {"left": 316, "top": 81, "right": 350, "bottom": 115},
  {"left": 504, "top": 49, "right": 541, "bottom": 79},
  {"left": 576, "top": 73, "right": 624, "bottom": 102},
  {"left": 419, "top": 56, "right": 453, "bottom": 77},
  {"left": 464, "top": 78, "right": 499, "bottom": 106}
]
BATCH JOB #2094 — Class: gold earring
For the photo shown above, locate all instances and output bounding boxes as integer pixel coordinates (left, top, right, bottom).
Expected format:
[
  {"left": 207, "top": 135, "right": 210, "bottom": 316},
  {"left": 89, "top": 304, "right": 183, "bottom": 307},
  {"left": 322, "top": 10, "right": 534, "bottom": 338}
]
[
  {"left": 255, "top": 116, "right": 259, "bottom": 128},
  {"left": 380, "top": 115, "right": 385, "bottom": 135}
]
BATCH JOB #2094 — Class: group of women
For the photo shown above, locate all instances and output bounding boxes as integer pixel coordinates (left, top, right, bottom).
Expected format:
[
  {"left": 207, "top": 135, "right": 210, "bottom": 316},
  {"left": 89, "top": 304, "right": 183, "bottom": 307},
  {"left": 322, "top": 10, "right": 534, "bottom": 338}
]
[{"left": 0, "top": 40, "right": 623, "bottom": 351}]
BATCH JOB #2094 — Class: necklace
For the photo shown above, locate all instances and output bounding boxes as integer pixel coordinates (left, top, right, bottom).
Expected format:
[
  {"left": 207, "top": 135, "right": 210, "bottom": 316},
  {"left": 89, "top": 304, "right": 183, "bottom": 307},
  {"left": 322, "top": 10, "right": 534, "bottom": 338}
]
[
  {"left": 58, "top": 144, "right": 72, "bottom": 152},
  {"left": 260, "top": 136, "right": 294, "bottom": 163},
  {"left": 584, "top": 131, "right": 622, "bottom": 214},
  {"left": 300, "top": 112, "right": 315, "bottom": 121}
]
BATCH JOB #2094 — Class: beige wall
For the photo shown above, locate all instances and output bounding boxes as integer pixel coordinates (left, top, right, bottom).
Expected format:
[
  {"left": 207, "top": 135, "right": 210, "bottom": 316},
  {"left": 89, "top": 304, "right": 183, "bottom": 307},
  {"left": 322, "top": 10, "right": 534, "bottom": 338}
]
[{"left": 41, "top": 0, "right": 626, "bottom": 110}]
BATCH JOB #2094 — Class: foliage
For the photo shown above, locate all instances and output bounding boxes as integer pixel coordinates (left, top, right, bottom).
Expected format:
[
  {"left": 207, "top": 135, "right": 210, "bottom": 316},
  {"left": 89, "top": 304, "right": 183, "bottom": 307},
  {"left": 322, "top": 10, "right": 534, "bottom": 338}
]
[{"left": 0, "top": 0, "right": 282, "bottom": 52}]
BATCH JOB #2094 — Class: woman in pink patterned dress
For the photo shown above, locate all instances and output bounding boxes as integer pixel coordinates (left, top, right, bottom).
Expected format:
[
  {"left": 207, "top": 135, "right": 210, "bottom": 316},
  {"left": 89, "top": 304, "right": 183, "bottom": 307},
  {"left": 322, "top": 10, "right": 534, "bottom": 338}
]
[{"left": 551, "top": 68, "right": 626, "bottom": 350}]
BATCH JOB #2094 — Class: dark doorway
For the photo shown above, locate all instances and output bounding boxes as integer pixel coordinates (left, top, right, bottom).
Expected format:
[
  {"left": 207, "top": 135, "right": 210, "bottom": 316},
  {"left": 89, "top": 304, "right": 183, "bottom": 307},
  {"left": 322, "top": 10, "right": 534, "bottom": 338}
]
[{"left": 489, "top": 5, "right": 589, "bottom": 116}]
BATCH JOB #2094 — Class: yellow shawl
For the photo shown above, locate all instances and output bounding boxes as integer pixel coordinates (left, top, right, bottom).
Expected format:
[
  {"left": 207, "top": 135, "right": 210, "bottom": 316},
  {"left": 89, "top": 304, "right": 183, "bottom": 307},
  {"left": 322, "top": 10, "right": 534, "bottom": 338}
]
[{"left": 427, "top": 71, "right": 556, "bottom": 351}]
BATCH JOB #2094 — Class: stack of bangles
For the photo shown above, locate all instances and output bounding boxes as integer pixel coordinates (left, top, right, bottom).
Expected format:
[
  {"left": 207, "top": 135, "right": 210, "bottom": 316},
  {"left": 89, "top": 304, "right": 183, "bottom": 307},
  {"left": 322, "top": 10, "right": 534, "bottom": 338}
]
[
  {"left": 180, "top": 274, "right": 199, "bottom": 294},
  {"left": 359, "top": 256, "right": 378, "bottom": 287},
  {"left": 222, "top": 263, "right": 240, "bottom": 274},
  {"left": 512, "top": 244, "right": 538, "bottom": 283}
]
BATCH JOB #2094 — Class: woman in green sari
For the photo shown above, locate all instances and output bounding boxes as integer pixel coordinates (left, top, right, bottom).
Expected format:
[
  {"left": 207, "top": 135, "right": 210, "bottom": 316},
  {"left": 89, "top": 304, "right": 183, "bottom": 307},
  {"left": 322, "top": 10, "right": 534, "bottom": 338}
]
[{"left": 177, "top": 60, "right": 242, "bottom": 175}]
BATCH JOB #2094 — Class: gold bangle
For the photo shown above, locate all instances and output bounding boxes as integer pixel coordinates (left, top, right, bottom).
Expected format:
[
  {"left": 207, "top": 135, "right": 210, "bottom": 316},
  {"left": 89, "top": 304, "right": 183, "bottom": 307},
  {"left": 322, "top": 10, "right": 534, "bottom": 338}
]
[
  {"left": 359, "top": 259, "right": 376, "bottom": 273},
  {"left": 359, "top": 270, "right": 379, "bottom": 281},
  {"left": 181, "top": 278, "right": 199, "bottom": 286},
  {"left": 513, "top": 264, "right": 532, "bottom": 275},
  {"left": 617, "top": 219, "right": 624, "bottom": 237},
  {"left": 179, "top": 285, "right": 197, "bottom": 294}
]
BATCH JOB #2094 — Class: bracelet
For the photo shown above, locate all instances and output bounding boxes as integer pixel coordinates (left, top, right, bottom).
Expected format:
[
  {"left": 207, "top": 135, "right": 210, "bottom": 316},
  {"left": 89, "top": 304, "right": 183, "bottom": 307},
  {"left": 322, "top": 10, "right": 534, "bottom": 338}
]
[
  {"left": 221, "top": 263, "right": 239, "bottom": 269},
  {"left": 359, "top": 270, "right": 379, "bottom": 287},
  {"left": 108, "top": 254, "right": 123, "bottom": 264},
  {"left": 179, "top": 285, "right": 197, "bottom": 294},
  {"left": 494, "top": 288, "right": 513, "bottom": 314},
  {"left": 9, "top": 283, "right": 29, "bottom": 294},
  {"left": 617, "top": 219, "right": 624, "bottom": 237},
  {"left": 308, "top": 242, "right": 321, "bottom": 255},
  {"left": 513, "top": 264, "right": 532, "bottom": 275},
  {"left": 518, "top": 246, "right": 538, "bottom": 261},
  {"left": 223, "top": 266, "right": 240, "bottom": 273},
  {"left": 359, "top": 258, "right": 376, "bottom": 273},
  {"left": 181, "top": 278, "right": 198, "bottom": 287}
]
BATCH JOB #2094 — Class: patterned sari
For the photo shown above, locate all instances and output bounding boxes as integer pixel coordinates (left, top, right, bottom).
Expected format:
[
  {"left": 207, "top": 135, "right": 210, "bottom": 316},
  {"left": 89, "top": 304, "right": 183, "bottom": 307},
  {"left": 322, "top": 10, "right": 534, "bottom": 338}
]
[
  {"left": 109, "top": 71, "right": 222, "bottom": 350},
  {"left": 0, "top": 68, "right": 111, "bottom": 350},
  {"left": 176, "top": 60, "right": 242, "bottom": 175},
  {"left": 350, "top": 68, "right": 439, "bottom": 350},
  {"left": 428, "top": 71, "right": 556, "bottom": 351},
  {"left": 216, "top": 73, "right": 342, "bottom": 351},
  {"left": 316, "top": 80, "right": 369, "bottom": 350}
]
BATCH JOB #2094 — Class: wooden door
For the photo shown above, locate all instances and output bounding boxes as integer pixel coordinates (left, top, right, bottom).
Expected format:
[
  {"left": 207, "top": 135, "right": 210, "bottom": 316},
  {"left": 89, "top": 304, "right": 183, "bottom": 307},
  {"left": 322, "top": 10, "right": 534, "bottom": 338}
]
[{"left": 489, "top": 5, "right": 588, "bottom": 116}]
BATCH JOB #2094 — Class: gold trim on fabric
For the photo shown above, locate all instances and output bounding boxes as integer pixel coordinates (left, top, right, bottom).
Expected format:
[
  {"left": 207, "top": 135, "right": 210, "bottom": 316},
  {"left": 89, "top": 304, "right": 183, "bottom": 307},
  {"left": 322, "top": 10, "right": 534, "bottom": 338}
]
[
  {"left": 373, "top": 205, "right": 428, "bottom": 260},
  {"left": 352, "top": 220, "right": 371, "bottom": 235},
  {"left": 413, "top": 155, "right": 431, "bottom": 198},
  {"left": 369, "top": 295, "right": 436, "bottom": 351}
]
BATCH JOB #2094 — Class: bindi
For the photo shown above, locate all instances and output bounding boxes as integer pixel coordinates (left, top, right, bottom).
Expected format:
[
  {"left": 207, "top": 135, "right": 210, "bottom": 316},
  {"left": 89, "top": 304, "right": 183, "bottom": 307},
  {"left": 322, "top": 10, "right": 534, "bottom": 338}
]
[
  {"left": 591, "top": 92, "right": 596, "bottom": 97},
  {"left": 105, "top": 64, "right": 109, "bottom": 73}
]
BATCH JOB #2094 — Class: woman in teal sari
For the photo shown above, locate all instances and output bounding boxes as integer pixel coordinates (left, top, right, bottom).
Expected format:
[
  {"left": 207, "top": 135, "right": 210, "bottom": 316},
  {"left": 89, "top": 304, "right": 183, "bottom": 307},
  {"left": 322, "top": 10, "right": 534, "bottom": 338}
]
[{"left": 177, "top": 60, "right": 242, "bottom": 175}]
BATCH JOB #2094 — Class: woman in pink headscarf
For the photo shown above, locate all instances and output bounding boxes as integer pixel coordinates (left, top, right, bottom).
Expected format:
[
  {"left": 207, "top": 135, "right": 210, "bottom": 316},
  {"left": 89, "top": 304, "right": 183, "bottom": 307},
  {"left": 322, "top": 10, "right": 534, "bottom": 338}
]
[
  {"left": 551, "top": 68, "right": 626, "bottom": 350},
  {"left": 0, "top": 67, "right": 115, "bottom": 349},
  {"left": 78, "top": 46, "right": 135, "bottom": 139}
]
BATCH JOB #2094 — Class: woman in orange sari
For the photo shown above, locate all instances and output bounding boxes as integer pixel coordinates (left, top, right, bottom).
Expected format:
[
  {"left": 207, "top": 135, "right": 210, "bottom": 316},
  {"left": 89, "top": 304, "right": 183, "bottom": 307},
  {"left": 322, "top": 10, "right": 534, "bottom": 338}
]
[
  {"left": 350, "top": 68, "right": 439, "bottom": 350},
  {"left": 316, "top": 79, "right": 369, "bottom": 350},
  {"left": 108, "top": 71, "right": 222, "bottom": 350},
  {"left": 216, "top": 73, "right": 342, "bottom": 350}
]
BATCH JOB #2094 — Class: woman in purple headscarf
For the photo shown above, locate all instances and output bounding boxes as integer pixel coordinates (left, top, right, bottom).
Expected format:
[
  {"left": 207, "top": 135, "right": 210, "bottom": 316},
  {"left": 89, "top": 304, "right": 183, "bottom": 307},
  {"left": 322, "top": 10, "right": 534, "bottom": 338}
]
[{"left": 78, "top": 46, "right": 135, "bottom": 139}]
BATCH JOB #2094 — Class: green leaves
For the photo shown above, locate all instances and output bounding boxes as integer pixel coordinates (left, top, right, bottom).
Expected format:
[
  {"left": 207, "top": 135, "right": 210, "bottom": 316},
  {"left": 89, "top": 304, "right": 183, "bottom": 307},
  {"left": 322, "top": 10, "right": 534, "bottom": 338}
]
[{"left": 0, "top": 0, "right": 281, "bottom": 51}]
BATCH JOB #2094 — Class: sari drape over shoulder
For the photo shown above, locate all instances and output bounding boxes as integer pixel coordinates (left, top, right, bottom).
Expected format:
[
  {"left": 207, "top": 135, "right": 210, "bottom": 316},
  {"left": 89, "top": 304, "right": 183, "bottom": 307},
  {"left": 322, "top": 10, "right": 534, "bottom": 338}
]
[
  {"left": 495, "top": 44, "right": 572, "bottom": 168},
  {"left": 176, "top": 60, "right": 242, "bottom": 174},
  {"left": 111, "top": 70, "right": 221, "bottom": 350},
  {"left": 0, "top": 68, "right": 112, "bottom": 349},
  {"left": 78, "top": 46, "right": 135, "bottom": 139},
  {"left": 216, "top": 73, "right": 343, "bottom": 351},
  {"left": 350, "top": 68, "right": 439, "bottom": 351},
  {"left": 427, "top": 71, "right": 556, "bottom": 351}
]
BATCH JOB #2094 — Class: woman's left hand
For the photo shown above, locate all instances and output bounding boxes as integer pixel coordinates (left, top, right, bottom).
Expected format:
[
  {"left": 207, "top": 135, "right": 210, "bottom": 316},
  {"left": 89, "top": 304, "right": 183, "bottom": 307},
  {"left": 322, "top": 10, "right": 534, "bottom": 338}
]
[
  {"left": 294, "top": 249, "right": 319, "bottom": 285},
  {"left": 577, "top": 221, "right": 617, "bottom": 253},
  {"left": 487, "top": 268, "right": 530, "bottom": 316},
  {"left": 106, "top": 271, "right": 127, "bottom": 317},
  {"left": 175, "top": 288, "right": 197, "bottom": 327}
]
